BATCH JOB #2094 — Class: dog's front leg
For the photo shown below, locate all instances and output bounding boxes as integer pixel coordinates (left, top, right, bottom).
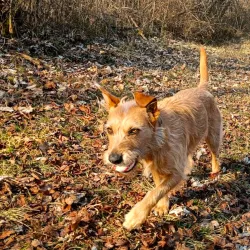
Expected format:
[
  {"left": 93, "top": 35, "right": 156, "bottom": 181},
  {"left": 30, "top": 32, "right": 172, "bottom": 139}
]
[
  {"left": 151, "top": 170, "right": 170, "bottom": 216},
  {"left": 123, "top": 174, "right": 182, "bottom": 230}
]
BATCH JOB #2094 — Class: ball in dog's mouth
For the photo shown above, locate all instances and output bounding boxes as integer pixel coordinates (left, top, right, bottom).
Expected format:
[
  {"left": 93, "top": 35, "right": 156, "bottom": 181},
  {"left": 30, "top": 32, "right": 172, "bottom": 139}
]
[{"left": 114, "top": 160, "right": 137, "bottom": 173}]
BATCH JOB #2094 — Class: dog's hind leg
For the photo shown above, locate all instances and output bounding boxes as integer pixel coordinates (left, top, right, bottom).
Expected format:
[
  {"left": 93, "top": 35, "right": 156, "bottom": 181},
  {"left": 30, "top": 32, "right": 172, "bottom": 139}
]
[{"left": 206, "top": 106, "right": 222, "bottom": 174}]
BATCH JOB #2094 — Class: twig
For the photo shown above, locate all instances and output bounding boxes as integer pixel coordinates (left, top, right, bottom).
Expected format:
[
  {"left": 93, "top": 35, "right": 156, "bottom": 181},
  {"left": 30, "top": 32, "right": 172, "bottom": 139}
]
[
  {"left": 129, "top": 17, "right": 147, "bottom": 40},
  {"left": 17, "top": 53, "right": 42, "bottom": 67}
]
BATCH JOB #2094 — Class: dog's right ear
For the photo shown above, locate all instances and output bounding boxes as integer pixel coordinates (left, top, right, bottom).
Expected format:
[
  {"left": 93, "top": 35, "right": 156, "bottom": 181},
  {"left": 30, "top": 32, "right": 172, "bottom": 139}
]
[{"left": 95, "top": 83, "right": 120, "bottom": 110}]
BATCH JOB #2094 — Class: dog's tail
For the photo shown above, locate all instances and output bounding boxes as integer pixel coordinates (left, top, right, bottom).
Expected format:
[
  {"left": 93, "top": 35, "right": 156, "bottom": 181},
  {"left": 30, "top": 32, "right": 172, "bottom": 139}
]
[{"left": 198, "top": 47, "right": 209, "bottom": 88}]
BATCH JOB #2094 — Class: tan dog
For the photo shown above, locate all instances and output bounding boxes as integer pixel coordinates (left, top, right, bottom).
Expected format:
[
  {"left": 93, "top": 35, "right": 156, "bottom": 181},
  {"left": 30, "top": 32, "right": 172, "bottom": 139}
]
[{"left": 97, "top": 48, "right": 222, "bottom": 231}]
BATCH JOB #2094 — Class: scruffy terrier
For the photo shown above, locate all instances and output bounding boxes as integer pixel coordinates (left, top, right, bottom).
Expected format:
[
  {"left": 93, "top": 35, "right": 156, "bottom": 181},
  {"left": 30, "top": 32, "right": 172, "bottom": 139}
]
[{"left": 97, "top": 48, "right": 222, "bottom": 231}]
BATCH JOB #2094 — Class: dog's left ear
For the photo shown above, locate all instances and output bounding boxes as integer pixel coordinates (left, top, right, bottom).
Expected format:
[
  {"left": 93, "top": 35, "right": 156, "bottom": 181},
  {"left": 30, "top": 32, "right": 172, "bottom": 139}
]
[{"left": 134, "top": 92, "right": 160, "bottom": 125}]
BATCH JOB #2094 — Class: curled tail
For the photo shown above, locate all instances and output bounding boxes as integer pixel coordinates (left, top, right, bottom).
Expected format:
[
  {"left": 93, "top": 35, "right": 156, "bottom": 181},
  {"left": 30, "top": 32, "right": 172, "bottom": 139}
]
[{"left": 198, "top": 47, "right": 209, "bottom": 88}]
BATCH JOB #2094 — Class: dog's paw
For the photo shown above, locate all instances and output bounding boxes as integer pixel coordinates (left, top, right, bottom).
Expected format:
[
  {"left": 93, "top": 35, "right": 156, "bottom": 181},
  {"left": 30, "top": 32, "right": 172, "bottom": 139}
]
[
  {"left": 123, "top": 203, "right": 149, "bottom": 231},
  {"left": 153, "top": 198, "right": 169, "bottom": 216}
]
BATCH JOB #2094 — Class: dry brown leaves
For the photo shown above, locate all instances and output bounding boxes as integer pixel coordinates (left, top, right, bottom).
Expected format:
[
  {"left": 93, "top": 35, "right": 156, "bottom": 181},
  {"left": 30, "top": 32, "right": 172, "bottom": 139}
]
[{"left": 0, "top": 37, "right": 249, "bottom": 249}]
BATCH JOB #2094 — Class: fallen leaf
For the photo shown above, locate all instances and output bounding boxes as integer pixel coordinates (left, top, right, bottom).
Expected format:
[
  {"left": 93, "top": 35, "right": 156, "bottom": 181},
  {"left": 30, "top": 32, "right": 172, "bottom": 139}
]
[
  {"left": 242, "top": 212, "right": 250, "bottom": 221},
  {"left": 31, "top": 239, "right": 41, "bottom": 247},
  {"left": 70, "top": 94, "right": 78, "bottom": 101},
  {"left": 30, "top": 186, "right": 40, "bottom": 194},
  {"left": 158, "top": 240, "right": 167, "bottom": 248},
  {"left": 44, "top": 81, "right": 56, "bottom": 89},
  {"left": 17, "top": 195, "right": 26, "bottom": 206},
  {"left": 0, "top": 90, "right": 6, "bottom": 98},
  {"left": 79, "top": 207, "right": 91, "bottom": 222},
  {"left": 79, "top": 105, "right": 91, "bottom": 114},
  {"left": 175, "top": 242, "right": 190, "bottom": 250},
  {"left": 169, "top": 206, "right": 190, "bottom": 216},
  {"left": 17, "top": 106, "right": 33, "bottom": 114},
  {"left": 65, "top": 195, "right": 76, "bottom": 205},
  {"left": 212, "top": 235, "right": 226, "bottom": 247},
  {"left": 115, "top": 239, "right": 128, "bottom": 246},
  {"left": 105, "top": 241, "right": 114, "bottom": 249},
  {"left": 64, "top": 102, "right": 75, "bottom": 113},
  {"left": 31, "top": 172, "right": 40, "bottom": 180},
  {"left": 0, "top": 107, "right": 14, "bottom": 112},
  {"left": 0, "top": 230, "right": 15, "bottom": 240}
]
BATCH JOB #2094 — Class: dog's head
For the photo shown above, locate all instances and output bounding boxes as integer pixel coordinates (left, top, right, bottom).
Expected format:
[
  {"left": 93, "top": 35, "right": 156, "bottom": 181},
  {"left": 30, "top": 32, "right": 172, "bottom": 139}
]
[{"left": 98, "top": 85, "right": 162, "bottom": 173}]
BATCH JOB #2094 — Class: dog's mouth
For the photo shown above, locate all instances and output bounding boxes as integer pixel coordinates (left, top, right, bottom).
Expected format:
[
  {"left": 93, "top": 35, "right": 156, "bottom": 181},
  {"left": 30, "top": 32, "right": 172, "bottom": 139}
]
[{"left": 114, "top": 160, "right": 137, "bottom": 173}]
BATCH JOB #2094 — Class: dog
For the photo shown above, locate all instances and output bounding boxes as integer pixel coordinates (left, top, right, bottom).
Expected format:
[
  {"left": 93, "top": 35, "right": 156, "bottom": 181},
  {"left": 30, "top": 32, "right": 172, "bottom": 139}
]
[{"left": 96, "top": 47, "right": 222, "bottom": 231}]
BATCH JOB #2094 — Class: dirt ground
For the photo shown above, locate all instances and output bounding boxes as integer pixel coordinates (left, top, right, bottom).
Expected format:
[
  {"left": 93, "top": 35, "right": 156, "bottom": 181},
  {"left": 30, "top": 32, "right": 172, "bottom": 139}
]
[{"left": 0, "top": 37, "right": 250, "bottom": 249}]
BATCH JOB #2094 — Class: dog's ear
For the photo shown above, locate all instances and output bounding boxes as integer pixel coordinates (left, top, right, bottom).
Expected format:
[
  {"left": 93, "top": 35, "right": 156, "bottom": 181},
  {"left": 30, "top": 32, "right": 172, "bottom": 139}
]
[
  {"left": 134, "top": 92, "right": 160, "bottom": 124},
  {"left": 96, "top": 84, "right": 120, "bottom": 110}
]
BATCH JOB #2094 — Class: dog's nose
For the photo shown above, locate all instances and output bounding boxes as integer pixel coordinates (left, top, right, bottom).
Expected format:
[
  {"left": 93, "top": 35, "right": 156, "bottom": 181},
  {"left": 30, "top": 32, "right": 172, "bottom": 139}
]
[{"left": 109, "top": 153, "right": 123, "bottom": 164}]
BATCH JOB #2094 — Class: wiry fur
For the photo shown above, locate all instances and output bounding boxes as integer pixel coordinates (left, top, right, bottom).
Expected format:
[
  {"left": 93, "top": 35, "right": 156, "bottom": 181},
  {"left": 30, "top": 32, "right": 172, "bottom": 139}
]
[{"left": 98, "top": 48, "right": 222, "bottom": 230}]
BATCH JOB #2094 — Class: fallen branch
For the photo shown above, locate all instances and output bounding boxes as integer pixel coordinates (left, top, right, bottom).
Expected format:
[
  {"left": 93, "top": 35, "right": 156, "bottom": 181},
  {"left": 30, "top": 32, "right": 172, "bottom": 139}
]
[
  {"left": 129, "top": 17, "right": 147, "bottom": 40},
  {"left": 18, "top": 53, "right": 42, "bottom": 67}
]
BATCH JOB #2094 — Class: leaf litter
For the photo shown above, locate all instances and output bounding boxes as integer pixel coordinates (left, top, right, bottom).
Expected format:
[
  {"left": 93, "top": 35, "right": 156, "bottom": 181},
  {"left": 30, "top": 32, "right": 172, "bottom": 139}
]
[{"left": 0, "top": 37, "right": 250, "bottom": 249}]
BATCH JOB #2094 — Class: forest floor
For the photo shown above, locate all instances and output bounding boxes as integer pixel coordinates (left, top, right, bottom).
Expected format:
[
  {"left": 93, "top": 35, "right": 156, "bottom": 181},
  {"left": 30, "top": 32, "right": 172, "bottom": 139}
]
[{"left": 0, "top": 36, "right": 250, "bottom": 249}]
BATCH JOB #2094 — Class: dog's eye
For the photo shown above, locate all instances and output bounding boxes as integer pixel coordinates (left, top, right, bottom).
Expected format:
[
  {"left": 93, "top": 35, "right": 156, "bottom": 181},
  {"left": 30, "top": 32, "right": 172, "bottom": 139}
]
[
  {"left": 106, "top": 127, "right": 113, "bottom": 135},
  {"left": 128, "top": 128, "right": 140, "bottom": 136}
]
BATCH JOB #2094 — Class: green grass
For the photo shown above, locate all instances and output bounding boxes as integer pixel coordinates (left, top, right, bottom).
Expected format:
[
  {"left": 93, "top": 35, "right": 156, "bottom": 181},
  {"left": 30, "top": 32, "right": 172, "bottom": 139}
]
[
  {"left": 0, "top": 161, "right": 22, "bottom": 176},
  {"left": 0, "top": 207, "right": 32, "bottom": 224}
]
